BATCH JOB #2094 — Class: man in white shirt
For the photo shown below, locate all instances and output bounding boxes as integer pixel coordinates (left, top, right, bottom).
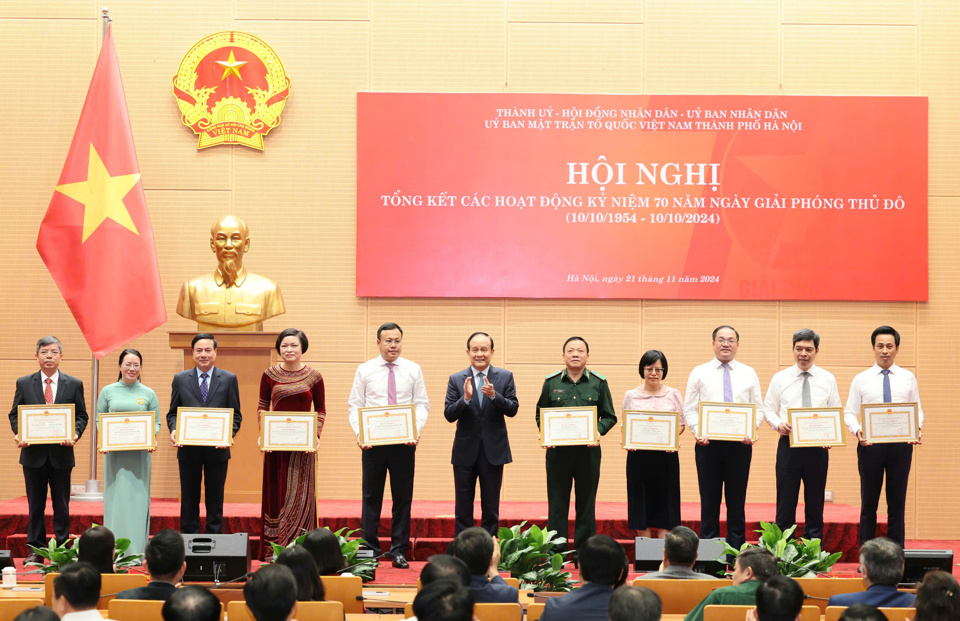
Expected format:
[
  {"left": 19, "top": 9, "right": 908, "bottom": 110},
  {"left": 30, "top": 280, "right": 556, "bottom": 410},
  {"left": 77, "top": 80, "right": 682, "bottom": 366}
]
[
  {"left": 763, "top": 329, "right": 842, "bottom": 541},
  {"left": 348, "top": 322, "right": 430, "bottom": 568},
  {"left": 683, "top": 325, "right": 766, "bottom": 549},
  {"left": 52, "top": 562, "right": 109, "bottom": 621},
  {"left": 844, "top": 325, "right": 923, "bottom": 546}
]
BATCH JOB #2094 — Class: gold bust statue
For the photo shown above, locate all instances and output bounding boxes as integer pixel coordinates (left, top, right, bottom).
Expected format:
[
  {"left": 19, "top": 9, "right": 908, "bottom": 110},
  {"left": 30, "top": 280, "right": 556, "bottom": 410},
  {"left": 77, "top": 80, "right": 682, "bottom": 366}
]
[{"left": 176, "top": 215, "right": 285, "bottom": 331}]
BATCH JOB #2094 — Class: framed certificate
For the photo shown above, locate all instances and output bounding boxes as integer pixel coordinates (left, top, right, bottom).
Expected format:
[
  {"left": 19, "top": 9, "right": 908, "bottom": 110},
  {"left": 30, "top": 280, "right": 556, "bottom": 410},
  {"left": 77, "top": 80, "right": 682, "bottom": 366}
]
[
  {"left": 358, "top": 404, "right": 417, "bottom": 447},
  {"left": 622, "top": 410, "right": 680, "bottom": 451},
  {"left": 260, "top": 411, "right": 318, "bottom": 452},
  {"left": 700, "top": 402, "right": 757, "bottom": 441},
  {"left": 98, "top": 412, "right": 156, "bottom": 452},
  {"left": 17, "top": 404, "right": 74, "bottom": 445},
  {"left": 540, "top": 406, "right": 598, "bottom": 447},
  {"left": 175, "top": 407, "right": 234, "bottom": 447},
  {"left": 862, "top": 402, "right": 919, "bottom": 443},
  {"left": 787, "top": 407, "right": 844, "bottom": 447}
]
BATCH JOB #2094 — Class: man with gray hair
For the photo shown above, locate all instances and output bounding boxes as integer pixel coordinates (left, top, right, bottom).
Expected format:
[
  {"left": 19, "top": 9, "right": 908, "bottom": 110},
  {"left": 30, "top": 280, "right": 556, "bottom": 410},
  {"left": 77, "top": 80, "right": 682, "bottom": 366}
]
[
  {"left": 640, "top": 526, "right": 716, "bottom": 579},
  {"left": 609, "top": 586, "right": 662, "bottom": 621},
  {"left": 827, "top": 538, "right": 915, "bottom": 607},
  {"left": 8, "top": 336, "right": 88, "bottom": 564},
  {"left": 763, "top": 329, "right": 841, "bottom": 541}
]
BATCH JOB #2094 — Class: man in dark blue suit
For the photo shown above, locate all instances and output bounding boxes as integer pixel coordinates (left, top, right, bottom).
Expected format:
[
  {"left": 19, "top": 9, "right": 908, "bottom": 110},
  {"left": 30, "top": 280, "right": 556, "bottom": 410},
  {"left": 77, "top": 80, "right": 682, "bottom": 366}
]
[
  {"left": 540, "top": 535, "right": 629, "bottom": 621},
  {"left": 166, "top": 333, "right": 242, "bottom": 534},
  {"left": 451, "top": 527, "right": 518, "bottom": 603},
  {"left": 827, "top": 538, "right": 915, "bottom": 607},
  {"left": 8, "top": 336, "right": 88, "bottom": 564},
  {"left": 118, "top": 529, "right": 185, "bottom": 601},
  {"left": 444, "top": 332, "right": 519, "bottom": 536}
]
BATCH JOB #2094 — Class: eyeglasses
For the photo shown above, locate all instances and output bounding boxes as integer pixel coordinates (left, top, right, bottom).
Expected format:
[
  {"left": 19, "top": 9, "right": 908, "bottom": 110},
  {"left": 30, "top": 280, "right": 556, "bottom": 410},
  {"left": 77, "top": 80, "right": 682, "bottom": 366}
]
[
  {"left": 644, "top": 367, "right": 664, "bottom": 375},
  {"left": 715, "top": 338, "right": 738, "bottom": 345}
]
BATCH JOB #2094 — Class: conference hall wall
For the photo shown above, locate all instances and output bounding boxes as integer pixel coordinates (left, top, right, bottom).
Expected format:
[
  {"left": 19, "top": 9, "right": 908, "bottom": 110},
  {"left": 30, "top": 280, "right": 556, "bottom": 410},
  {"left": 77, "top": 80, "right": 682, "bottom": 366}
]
[{"left": 1, "top": 1, "right": 956, "bottom": 539}]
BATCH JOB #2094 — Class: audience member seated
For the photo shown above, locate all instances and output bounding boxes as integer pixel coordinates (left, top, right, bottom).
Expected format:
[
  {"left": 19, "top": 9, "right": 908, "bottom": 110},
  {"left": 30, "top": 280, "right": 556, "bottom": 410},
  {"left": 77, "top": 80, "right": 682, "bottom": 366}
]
[
  {"left": 541, "top": 535, "right": 630, "bottom": 621},
  {"left": 421, "top": 554, "right": 471, "bottom": 587},
  {"left": 749, "top": 575, "right": 804, "bottom": 621},
  {"left": 451, "top": 527, "right": 518, "bottom": 603},
  {"left": 276, "top": 545, "right": 326, "bottom": 601},
  {"left": 838, "top": 604, "right": 889, "bottom": 621},
  {"left": 12, "top": 607, "right": 60, "bottom": 621},
  {"left": 827, "top": 538, "right": 915, "bottom": 608},
  {"left": 641, "top": 526, "right": 717, "bottom": 580},
  {"left": 117, "top": 529, "right": 186, "bottom": 601},
  {"left": 78, "top": 525, "right": 116, "bottom": 575},
  {"left": 609, "top": 586, "right": 662, "bottom": 621},
  {"left": 685, "top": 547, "right": 778, "bottom": 621},
  {"left": 302, "top": 528, "right": 347, "bottom": 576},
  {"left": 244, "top": 564, "right": 299, "bottom": 621},
  {"left": 413, "top": 579, "right": 474, "bottom": 621},
  {"left": 914, "top": 570, "right": 960, "bottom": 621},
  {"left": 162, "top": 586, "right": 221, "bottom": 621},
  {"left": 52, "top": 562, "right": 103, "bottom": 621}
]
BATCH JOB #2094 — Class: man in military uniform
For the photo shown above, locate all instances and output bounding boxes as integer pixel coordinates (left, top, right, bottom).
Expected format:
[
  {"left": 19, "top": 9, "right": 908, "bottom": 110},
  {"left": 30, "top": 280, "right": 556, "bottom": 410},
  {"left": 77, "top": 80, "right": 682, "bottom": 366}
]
[{"left": 536, "top": 336, "right": 617, "bottom": 556}]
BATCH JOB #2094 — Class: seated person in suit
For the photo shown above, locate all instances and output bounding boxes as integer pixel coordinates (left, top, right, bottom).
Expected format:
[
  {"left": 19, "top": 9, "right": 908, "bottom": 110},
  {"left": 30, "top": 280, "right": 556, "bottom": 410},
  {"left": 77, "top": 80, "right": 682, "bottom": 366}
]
[
  {"left": 641, "top": 526, "right": 719, "bottom": 580},
  {"left": 540, "top": 535, "right": 629, "bottom": 621},
  {"left": 302, "top": 528, "right": 347, "bottom": 576},
  {"left": 451, "top": 527, "right": 518, "bottom": 603},
  {"left": 244, "top": 564, "right": 298, "bottom": 621},
  {"left": 609, "top": 586, "right": 662, "bottom": 621},
  {"left": 118, "top": 529, "right": 186, "bottom": 601},
  {"left": 421, "top": 555, "right": 471, "bottom": 587},
  {"left": 827, "top": 538, "right": 915, "bottom": 608},
  {"left": 839, "top": 605, "right": 888, "bottom": 621},
  {"left": 685, "top": 547, "right": 778, "bottom": 621},
  {"left": 915, "top": 571, "right": 960, "bottom": 621},
  {"left": 162, "top": 586, "right": 221, "bottom": 621},
  {"left": 78, "top": 525, "right": 115, "bottom": 575},
  {"left": 51, "top": 563, "right": 101, "bottom": 621},
  {"left": 749, "top": 576, "right": 805, "bottom": 621},
  {"left": 413, "top": 580, "right": 474, "bottom": 621}
]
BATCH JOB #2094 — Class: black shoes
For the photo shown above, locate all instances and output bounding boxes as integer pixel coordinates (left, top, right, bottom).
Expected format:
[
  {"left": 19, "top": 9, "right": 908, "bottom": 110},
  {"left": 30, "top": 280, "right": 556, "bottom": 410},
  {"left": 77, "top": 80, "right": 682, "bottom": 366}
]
[{"left": 392, "top": 553, "right": 410, "bottom": 569}]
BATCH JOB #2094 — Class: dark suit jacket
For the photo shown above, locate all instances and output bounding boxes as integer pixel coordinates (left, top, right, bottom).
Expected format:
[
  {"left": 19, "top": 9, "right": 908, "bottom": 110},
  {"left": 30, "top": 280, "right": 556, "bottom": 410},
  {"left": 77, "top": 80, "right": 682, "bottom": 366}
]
[
  {"left": 166, "top": 367, "right": 242, "bottom": 462},
  {"left": 8, "top": 371, "right": 88, "bottom": 469},
  {"left": 540, "top": 583, "right": 614, "bottom": 621},
  {"left": 828, "top": 584, "right": 916, "bottom": 608},
  {"left": 116, "top": 581, "right": 178, "bottom": 601},
  {"left": 470, "top": 574, "right": 519, "bottom": 603},
  {"left": 444, "top": 366, "right": 518, "bottom": 466}
]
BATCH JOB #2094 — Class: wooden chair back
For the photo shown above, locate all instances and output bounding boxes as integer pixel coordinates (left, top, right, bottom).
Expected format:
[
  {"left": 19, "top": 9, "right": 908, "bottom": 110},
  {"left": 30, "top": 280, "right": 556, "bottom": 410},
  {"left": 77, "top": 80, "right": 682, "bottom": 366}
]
[
  {"left": 799, "top": 579, "right": 866, "bottom": 614},
  {"left": 704, "top": 605, "right": 820, "bottom": 621},
  {"left": 474, "top": 603, "right": 522, "bottom": 621},
  {"left": 0, "top": 599, "right": 44, "bottom": 621},
  {"left": 631, "top": 578, "right": 733, "bottom": 614},
  {"left": 319, "top": 575, "right": 363, "bottom": 614},
  {"left": 227, "top": 600, "right": 344, "bottom": 621},
  {"left": 527, "top": 602, "right": 546, "bottom": 621},
  {"left": 44, "top": 572, "right": 149, "bottom": 608},
  {"left": 107, "top": 599, "right": 165, "bottom": 621},
  {"left": 826, "top": 607, "right": 915, "bottom": 621},
  {"left": 415, "top": 576, "right": 521, "bottom": 591},
  {"left": 405, "top": 602, "right": 414, "bottom": 618}
]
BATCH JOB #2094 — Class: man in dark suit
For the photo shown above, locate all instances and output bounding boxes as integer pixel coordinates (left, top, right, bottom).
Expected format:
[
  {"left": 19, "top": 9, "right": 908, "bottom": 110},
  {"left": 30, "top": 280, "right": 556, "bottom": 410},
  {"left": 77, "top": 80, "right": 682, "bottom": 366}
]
[
  {"left": 451, "top": 527, "right": 518, "bottom": 603},
  {"left": 827, "top": 538, "right": 915, "bottom": 607},
  {"left": 540, "top": 535, "right": 629, "bottom": 621},
  {"left": 444, "top": 332, "right": 519, "bottom": 536},
  {"left": 8, "top": 336, "right": 88, "bottom": 564},
  {"left": 117, "top": 529, "right": 185, "bottom": 601},
  {"left": 166, "top": 333, "right": 242, "bottom": 534}
]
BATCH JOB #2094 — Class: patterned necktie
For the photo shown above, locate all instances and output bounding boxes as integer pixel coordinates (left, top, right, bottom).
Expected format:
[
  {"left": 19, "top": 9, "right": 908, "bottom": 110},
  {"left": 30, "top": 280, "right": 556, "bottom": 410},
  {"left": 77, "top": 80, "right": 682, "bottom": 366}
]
[
  {"left": 200, "top": 373, "right": 209, "bottom": 403},
  {"left": 801, "top": 371, "right": 812, "bottom": 408},
  {"left": 882, "top": 369, "right": 892, "bottom": 402},
  {"left": 722, "top": 363, "right": 733, "bottom": 402},
  {"left": 386, "top": 363, "right": 397, "bottom": 405},
  {"left": 476, "top": 372, "right": 484, "bottom": 407},
  {"left": 44, "top": 378, "right": 53, "bottom": 405}
]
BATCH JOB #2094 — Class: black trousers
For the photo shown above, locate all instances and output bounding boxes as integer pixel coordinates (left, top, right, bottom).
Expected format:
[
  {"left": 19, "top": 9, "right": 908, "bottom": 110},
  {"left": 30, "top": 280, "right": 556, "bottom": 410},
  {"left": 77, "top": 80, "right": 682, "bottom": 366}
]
[
  {"left": 453, "top": 442, "right": 504, "bottom": 536},
  {"left": 695, "top": 441, "right": 752, "bottom": 549},
  {"left": 361, "top": 444, "right": 415, "bottom": 556},
  {"left": 178, "top": 459, "right": 229, "bottom": 534},
  {"left": 23, "top": 463, "right": 72, "bottom": 548},
  {"left": 858, "top": 442, "right": 912, "bottom": 546},
  {"left": 775, "top": 436, "right": 829, "bottom": 541},
  {"left": 546, "top": 445, "right": 601, "bottom": 553}
]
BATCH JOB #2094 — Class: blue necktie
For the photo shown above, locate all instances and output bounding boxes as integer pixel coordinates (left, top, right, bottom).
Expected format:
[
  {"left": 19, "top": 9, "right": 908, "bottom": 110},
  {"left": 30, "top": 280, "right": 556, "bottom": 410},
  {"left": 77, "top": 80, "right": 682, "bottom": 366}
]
[
  {"left": 200, "top": 372, "right": 209, "bottom": 403},
  {"left": 882, "top": 369, "right": 892, "bottom": 402},
  {"left": 722, "top": 363, "right": 733, "bottom": 402},
  {"left": 476, "top": 372, "right": 484, "bottom": 407}
]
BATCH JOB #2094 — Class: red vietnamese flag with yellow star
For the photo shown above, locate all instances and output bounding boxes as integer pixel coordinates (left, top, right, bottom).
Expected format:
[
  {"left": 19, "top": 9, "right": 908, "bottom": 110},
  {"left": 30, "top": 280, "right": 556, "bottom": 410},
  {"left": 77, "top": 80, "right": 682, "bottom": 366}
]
[{"left": 37, "top": 24, "right": 165, "bottom": 358}]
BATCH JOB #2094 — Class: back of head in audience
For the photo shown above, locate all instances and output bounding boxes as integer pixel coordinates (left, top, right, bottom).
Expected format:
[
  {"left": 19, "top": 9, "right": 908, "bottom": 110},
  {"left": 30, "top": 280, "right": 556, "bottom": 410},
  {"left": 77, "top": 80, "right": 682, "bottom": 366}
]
[
  {"left": 664, "top": 526, "right": 700, "bottom": 567},
  {"left": 302, "top": 528, "right": 346, "bottom": 575},
  {"left": 244, "top": 563, "right": 299, "bottom": 621},
  {"left": 838, "top": 604, "right": 889, "bottom": 621},
  {"left": 13, "top": 606, "right": 59, "bottom": 621},
  {"left": 733, "top": 548, "right": 777, "bottom": 585},
  {"left": 753, "top": 575, "right": 805, "bottom": 621},
  {"left": 276, "top": 545, "right": 326, "bottom": 601},
  {"left": 146, "top": 529, "right": 187, "bottom": 582},
  {"left": 162, "top": 585, "right": 222, "bottom": 621},
  {"left": 580, "top": 535, "right": 629, "bottom": 588},
  {"left": 413, "top": 579, "right": 474, "bottom": 621},
  {"left": 421, "top": 554, "right": 471, "bottom": 587},
  {"left": 53, "top": 562, "right": 101, "bottom": 615},
  {"left": 452, "top": 527, "right": 495, "bottom": 576},
  {"left": 915, "top": 570, "right": 960, "bottom": 621},
  {"left": 609, "top": 585, "right": 662, "bottom": 621},
  {"left": 78, "top": 525, "right": 115, "bottom": 575},
  {"left": 859, "top": 538, "right": 905, "bottom": 587}
]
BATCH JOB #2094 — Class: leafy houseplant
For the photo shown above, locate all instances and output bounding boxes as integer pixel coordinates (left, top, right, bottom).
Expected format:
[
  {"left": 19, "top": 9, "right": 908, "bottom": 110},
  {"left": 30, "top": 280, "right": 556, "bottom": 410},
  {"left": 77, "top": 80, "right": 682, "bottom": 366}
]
[
  {"left": 25, "top": 532, "right": 143, "bottom": 575},
  {"left": 718, "top": 522, "right": 843, "bottom": 578},
  {"left": 269, "top": 526, "right": 379, "bottom": 582},
  {"left": 497, "top": 522, "right": 575, "bottom": 592}
]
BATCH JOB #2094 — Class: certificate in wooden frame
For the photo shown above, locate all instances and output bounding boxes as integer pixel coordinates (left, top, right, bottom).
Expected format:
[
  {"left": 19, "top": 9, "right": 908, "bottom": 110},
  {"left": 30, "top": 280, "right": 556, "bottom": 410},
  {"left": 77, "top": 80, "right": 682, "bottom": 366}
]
[
  {"left": 18, "top": 404, "right": 75, "bottom": 445},
  {"left": 787, "top": 407, "right": 844, "bottom": 448},
  {"left": 540, "top": 406, "right": 598, "bottom": 447},
  {"left": 260, "top": 411, "right": 318, "bottom": 452},
  {"left": 175, "top": 407, "right": 234, "bottom": 447},
  {"left": 98, "top": 412, "right": 156, "bottom": 452},
  {"left": 621, "top": 410, "right": 680, "bottom": 451},
  {"left": 700, "top": 402, "right": 757, "bottom": 441},
  {"left": 358, "top": 403, "right": 416, "bottom": 447},
  {"left": 861, "top": 402, "right": 919, "bottom": 444}
]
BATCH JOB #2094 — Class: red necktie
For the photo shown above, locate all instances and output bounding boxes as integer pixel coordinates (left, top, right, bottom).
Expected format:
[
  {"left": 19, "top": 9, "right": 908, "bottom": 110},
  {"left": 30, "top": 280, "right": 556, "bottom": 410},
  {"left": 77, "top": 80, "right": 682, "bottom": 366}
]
[{"left": 44, "top": 378, "right": 53, "bottom": 404}]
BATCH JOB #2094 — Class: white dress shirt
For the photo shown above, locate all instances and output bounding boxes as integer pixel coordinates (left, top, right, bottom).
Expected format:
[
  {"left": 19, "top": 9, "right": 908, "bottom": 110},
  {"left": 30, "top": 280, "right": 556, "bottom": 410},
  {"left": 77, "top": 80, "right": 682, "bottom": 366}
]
[
  {"left": 348, "top": 355, "right": 430, "bottom": 438},
  {"left": 62, "top": 610, "right": 115, "bottom": 621},
  {"left": 843, "top": 363, "right": 923, "bottom": 435},
  {"left": 682, "top": 358, "right": 766, "bottom": 436},
  {"left": 40, "top": 369, "right": 60, "bottom": 402},
  {"left": 763, "top": 364, "right": 842, "bottom": 429}
]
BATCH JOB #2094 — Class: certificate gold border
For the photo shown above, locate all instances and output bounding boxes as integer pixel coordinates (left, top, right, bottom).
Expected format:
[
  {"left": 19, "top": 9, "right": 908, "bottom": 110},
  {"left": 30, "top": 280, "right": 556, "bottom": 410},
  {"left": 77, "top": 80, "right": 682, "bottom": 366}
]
[
  {"left": 98, "top": 412, "right": 156, "bottom": 452},
  {"left": 18, "top": 404, "right": 75, "bottom": 445},
  {"left": 700, "top": 402, "right": 757, "bottom": 441},
  {"left": 260, "top": 411, "right": 318, "bottom": 452},
  {"left": 358, "top": 403, "right": 416, "bottom": 447},
  {"left": 787, "top": 407, "right": 844, "bottom": 448},
  {"left": 175, "top": 407, "right": 234, "bottom": 447},
  {"left": 540, "top": 406, "right": 599, "bottom": 447},
  {"left": 861, "top": 402, "right": 919, "bottom": 444},
  {"left": 621, "top": 410, "right": 680, "bottom": 451}
]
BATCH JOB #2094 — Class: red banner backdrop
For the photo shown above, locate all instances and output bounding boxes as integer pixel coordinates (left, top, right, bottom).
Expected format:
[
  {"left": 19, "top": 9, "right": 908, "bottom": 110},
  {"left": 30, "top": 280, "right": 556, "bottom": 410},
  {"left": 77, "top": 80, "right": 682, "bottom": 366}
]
[{"left": 357, "top": 94, "right": 927, "bottom": 301}]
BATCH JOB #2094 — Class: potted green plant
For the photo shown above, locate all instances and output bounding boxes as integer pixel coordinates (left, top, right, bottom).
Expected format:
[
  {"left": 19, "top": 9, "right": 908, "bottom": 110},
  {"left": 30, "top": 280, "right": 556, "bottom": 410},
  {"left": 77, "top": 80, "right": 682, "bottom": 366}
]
[
  {"left": 718, "top": 522, "right": 842, "bottom": 578},
  {"left": 497, "top": 522, "right": 575, "bottom": 592},
  {"left": 269, "top": 526, "right": 378, "bottom": 582},
  {"left": 25, "top": 532, "right": 143, "bottom": 575}
]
